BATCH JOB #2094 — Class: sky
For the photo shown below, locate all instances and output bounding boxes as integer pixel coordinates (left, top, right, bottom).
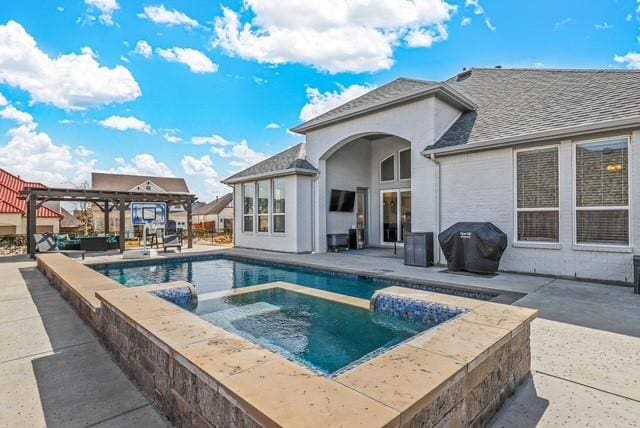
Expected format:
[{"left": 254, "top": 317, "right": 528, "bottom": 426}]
[{"left": 0, "top": 0, "right": 639, "bottom": 201}]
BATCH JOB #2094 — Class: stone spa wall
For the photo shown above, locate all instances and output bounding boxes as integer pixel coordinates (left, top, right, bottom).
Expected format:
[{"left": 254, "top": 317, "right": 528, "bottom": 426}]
[{"left": 37, "top": 254, "right": 537, "bottom": 428}]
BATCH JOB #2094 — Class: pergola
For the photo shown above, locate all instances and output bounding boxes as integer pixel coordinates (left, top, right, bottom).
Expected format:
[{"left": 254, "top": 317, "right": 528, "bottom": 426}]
[{"left": 22, "top": 187, "right": 197, "bottom": 258}]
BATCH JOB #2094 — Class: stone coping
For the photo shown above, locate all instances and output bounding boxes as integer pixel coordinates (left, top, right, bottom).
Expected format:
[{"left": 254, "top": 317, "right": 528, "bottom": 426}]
[{"left": 96, "top": 281, "right": 537, "bottom": 427}]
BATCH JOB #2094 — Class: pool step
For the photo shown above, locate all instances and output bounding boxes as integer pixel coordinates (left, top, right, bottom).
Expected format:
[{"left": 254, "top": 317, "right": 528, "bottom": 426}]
[{"left": 201, "top": 302, "right": 280, "bottom": 330}]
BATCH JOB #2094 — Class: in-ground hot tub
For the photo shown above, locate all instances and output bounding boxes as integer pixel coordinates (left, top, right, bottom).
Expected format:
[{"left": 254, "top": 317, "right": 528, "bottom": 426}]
[{"left": 95, "top": 281, "right": 536, "bottom": 427}]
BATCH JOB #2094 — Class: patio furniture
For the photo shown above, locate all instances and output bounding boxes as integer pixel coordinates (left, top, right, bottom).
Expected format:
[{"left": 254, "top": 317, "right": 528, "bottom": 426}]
[
  {"left": 79, "top": 236, "right": 109, "bottom": 252},
  {"left": 327, "top": 233, "right": 349, "bottom": 252},
  {"left": 33, "top": 234, "right": 86, "bottom": 260},
  {"left": 163, "top": 234, "right": 182, "bottom": 253}
]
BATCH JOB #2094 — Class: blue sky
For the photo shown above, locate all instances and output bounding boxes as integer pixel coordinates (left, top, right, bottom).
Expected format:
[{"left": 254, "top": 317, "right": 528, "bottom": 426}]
[{"left": 0, "top": 0, "right": 638, "bottom": 200}]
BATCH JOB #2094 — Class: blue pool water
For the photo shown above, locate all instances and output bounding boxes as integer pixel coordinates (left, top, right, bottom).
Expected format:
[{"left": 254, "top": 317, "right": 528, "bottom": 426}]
[
  {"left": 197, "top": 288, "right": 431, "bottom": 375},
  {"left": 93, "top": 256, "right": 494, "bottom": 301}
]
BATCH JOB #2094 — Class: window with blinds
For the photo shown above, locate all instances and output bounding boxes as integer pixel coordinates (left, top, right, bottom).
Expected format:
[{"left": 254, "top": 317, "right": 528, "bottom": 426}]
[
  {"left": 516, "top": 147, "right": 559, "bottom": 242},
  {"left": 575, "top": 138, "right": 629, "bottom": 246}
]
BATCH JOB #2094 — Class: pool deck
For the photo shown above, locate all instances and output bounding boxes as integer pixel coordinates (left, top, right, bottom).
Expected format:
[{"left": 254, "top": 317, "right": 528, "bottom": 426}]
[{"left": 2, "top": 246, "right": 640, "bottom": 426}]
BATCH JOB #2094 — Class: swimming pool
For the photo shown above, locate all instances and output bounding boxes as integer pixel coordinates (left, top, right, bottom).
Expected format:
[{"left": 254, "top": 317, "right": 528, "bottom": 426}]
[
  {"left": 197, "top": 287, "right": 433, "bottom": 375},
  {"left": 92, "top": 256, "right": 494, "bottom": 301}
]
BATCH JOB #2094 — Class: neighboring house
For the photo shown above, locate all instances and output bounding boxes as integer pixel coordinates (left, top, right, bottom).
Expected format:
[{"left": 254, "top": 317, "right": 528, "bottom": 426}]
[
  {"left": 0, "top": 168, "right": 62, "bottom": 235},
  {"left": 193, "top": 193, "right": 234, "bottom": 233},
  {"left": 59, "top": 207, "right": 85, "bottom": 234},
  {"left": 224, "top": 68, "right": 640, "bottom": 283},
  {"left": 90, "top": 172, "right": 191, "bottom": 233}
]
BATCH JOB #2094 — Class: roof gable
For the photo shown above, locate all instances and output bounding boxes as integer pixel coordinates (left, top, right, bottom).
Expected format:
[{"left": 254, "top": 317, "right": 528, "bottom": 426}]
[
  {"left": 91, "top": 172, "right": 190, "bottom": 193},
  {"left": 223, "top": 143, "right": 317, "bottom": 183},
  {"left": 194, "top": 193, "right": 233, "bottom": 215},
  {"left": 291, "top": 78, "right": 476, "bottom": 133}
]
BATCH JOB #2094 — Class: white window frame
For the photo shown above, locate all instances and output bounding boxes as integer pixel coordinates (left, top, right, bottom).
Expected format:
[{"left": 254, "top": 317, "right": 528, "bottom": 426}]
[
  {"left": 272, "top": 178, "right": 286, "bottom": 235},
  {"left": 379, "top": 189, "right": 411, "bottom": 246},
  {"left": 398, "top": 148, "right": 412, "bottom": 181},
  {"left": 572, "top": 135, "right": 632, "bottom": 249},
  {"left": 379, "top": 153, "right": 396, "bottom": 183},
  {"left": 513, "top": 145, "right": 561, "bottom": 247},
  {"left": 256, "top": 180, "right": 270, "bottom": 234},
  {"left": 242, "top": 182, "right": 255, "bottom": 234}
]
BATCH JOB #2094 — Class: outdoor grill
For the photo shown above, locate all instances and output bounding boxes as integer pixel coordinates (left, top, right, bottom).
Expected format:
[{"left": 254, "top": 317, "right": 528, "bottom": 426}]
[{"left": 438, "top": 222, "right": 507, "bottom": 274}]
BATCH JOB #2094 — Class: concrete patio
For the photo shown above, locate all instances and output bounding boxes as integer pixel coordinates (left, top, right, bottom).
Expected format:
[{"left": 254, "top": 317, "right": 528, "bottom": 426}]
[{"left": 1, "top": 247, "right": 639, "bottom": 427}]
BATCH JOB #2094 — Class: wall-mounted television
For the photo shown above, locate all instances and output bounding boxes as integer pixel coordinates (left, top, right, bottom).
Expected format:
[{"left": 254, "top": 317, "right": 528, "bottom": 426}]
[{"left": 329, "top": 189, "right": 356, "bottom": 212}]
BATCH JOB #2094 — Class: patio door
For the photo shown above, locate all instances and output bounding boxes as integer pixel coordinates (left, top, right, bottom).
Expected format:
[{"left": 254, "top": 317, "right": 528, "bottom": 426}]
[{"left": 381, "top": 190, "right": 411, "bottom": 244}]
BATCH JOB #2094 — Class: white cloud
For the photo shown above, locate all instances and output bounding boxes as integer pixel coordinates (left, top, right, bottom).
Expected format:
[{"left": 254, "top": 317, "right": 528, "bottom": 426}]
[
  {"left": 0, "top": 121, "right": 96, "bottom": 186},
  {"left": 75, "top": 145, "right": 93, "bottom": 157},
  {"left": 57, "top": 6, "right": 64, "bottom": 12},
  {"left": 299, "top": 84, "right": 375, "bottom": 122},
  {"left": 163, "top": 133, "right": 182, "bottom": 143},
  {"left": 461, "top": 17, "right": 471, "bottom": 26},
  {"left": 213, "top": 0, "right": 455, "bottom": 74},
  {"left": 181, "top": 155, "right": 231, "bottom": 199},
  {"left": 0, "top": 106, "right": 33, "bottom": 124},
  {"left": 138, "top": 5, "right": 200, "bottom": 28},
  {"left": 110, "top": 154, "right": 173, "bottom": 176},
  {"left": 182, "top": 155, "right": 217, "bottom": 178},
  {"left": 156, "top": 47, "right": 218, "bottom": 74},
  {"left": 0, "top": 21, "right": 141, "bottom": 111},
  {"left": 191, "top": 134, "right": 233, "bottom": 146},
  {"left": 133, "top": 40, "right": 153, "bottom": 58},
  {"left": 227, "top": 141, "right": 267, "bottom": 170},
  {"left": 59, "top": 119, "right": 74, "bottom": 125},
  {"left": 210, "top": 146, "right": 231, "bottom": 158},
  {"left": 485, "top": 18, "right": 496, "bottom": 31},
  {"left": 266, "top": 122, "right": 280, "bottom": 129},
  {"left": 84, "top": 0, "right": 119, "bottom": 26},
  {"left": 0, "top": 92, "right": 6, "bottom": 106},
  {"left": 614, "top": 52, "right": 640, "bottom": 69},
  {"left": 405, "top": 27, "right": 447, "bottom": 48},
  {"left": 594, "top": 22, "right": 613, "bottom": 30},
  {"left": 554, "top": 17, "right": 572, "bottom": 31},
  {"left": 464, "top": 0, "right": 484, "bottom": 15},
  {"left": 99, "top": 115, "right": 152, "bottom": 133}
]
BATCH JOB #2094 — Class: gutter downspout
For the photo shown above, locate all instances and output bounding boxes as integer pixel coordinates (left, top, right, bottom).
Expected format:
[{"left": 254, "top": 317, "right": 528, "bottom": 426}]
[{"left": 429, "top": 153, "right": 442, "bottom": 264}]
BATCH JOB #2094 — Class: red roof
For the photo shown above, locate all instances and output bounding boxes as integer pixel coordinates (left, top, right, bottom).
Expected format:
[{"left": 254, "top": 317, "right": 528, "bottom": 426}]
[{"left": 0, "top": 169, "right": 62, "bottom": 218}]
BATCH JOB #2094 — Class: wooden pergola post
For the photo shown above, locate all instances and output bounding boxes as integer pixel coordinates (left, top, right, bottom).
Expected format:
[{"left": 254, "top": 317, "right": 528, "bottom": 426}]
[
  {"left": 118, "top": 199, "right": 125, "bottom": 253},
  {"left": 26, "top": 193, "right": 37, "bottom": 258},
  {"left": 186, "top": 200, "right": 193, "bottom": 249},
  {"left": 104, "top": 200, "right": 110, "bottom": 234}
]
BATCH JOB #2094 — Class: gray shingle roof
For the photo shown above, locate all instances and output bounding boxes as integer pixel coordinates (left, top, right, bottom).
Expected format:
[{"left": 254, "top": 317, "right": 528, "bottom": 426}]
[
  {"left": 91, "top": 172, "right": 190, "bottom": 193},
  {"left": 194, "top": 193, "right": 233, "bottom": 215},
  {"left": 427, "top": 68, "right": 640, "bottom": 151},
  {"left": 223, "top": 143, "right": 317, "bottom": 183},
  {"left": 291, "top": 78, "right": 437, "bottom": 133}
]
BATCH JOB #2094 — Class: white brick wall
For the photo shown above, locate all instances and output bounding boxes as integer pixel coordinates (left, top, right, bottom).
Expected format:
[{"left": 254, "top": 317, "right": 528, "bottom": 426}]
[{"left": 436, "top": 130, "right": 640, "bottom": 283}]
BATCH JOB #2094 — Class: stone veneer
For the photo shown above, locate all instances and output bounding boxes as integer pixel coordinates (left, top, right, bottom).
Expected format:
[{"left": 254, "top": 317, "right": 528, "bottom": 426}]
[{"left": 37, "top": 253, "right": 537, "bottom": 428}]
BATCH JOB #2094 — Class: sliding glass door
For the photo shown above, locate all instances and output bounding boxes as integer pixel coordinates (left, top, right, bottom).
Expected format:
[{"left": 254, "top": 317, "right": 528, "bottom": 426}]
[{"left": 381, "top": 190, "right": 411, "bottom": 244}]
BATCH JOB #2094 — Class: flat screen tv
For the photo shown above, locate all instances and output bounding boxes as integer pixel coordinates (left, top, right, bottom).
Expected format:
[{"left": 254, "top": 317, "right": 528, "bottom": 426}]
[{"left": 329, "top": 189, "right": 356, "bottom": 212}]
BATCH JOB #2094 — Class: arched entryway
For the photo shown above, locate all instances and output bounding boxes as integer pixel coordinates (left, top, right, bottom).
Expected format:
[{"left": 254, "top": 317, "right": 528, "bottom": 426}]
[{"left": 318, "top": 133, "right": 413, "bottom": 251}]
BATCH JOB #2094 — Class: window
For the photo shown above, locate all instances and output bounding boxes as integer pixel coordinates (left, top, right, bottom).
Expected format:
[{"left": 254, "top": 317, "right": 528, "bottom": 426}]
[
  {"left": 515, "top": 147, "right": 559, "bottom": 242},
  {"left": 257, "top": 180, "right": 270, "bottom": 232},
  {"left": 272, "top": 179, "right": 286, "bottom": 233},
  {"left": 380, "top": 154, "right": 395, "bottom": 182},
  {"left": 399, "top": 149, "right": 411, "bottom": 180},
  {"left": 575, "top": 138, "right": 630, "bottom": 246},
  {"left": 242, "top": 183, "right": 254, "bottom": 232}
]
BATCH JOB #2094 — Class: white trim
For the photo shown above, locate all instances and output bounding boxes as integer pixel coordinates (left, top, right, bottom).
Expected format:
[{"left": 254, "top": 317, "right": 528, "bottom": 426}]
[
  {"left": 513, "top": 144, "right": 560, "bottom": 245},
  {"left": 398, "top": 148, "right": 412, "bottom": 181},
  {"left": 272, "top": 178, "right": 286, "bottom": 234},
  {"left": 241, "top": 182, "right": 255, "bottom": 233},
  {"left": 256, "top": 179, "right": 270, "bottom": 234},
  {"left": 572, "top": 135, "right": 632, "bottom": 249},
  {"left": 379, "top": 153, "right": 396, "bottom": 183}
]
